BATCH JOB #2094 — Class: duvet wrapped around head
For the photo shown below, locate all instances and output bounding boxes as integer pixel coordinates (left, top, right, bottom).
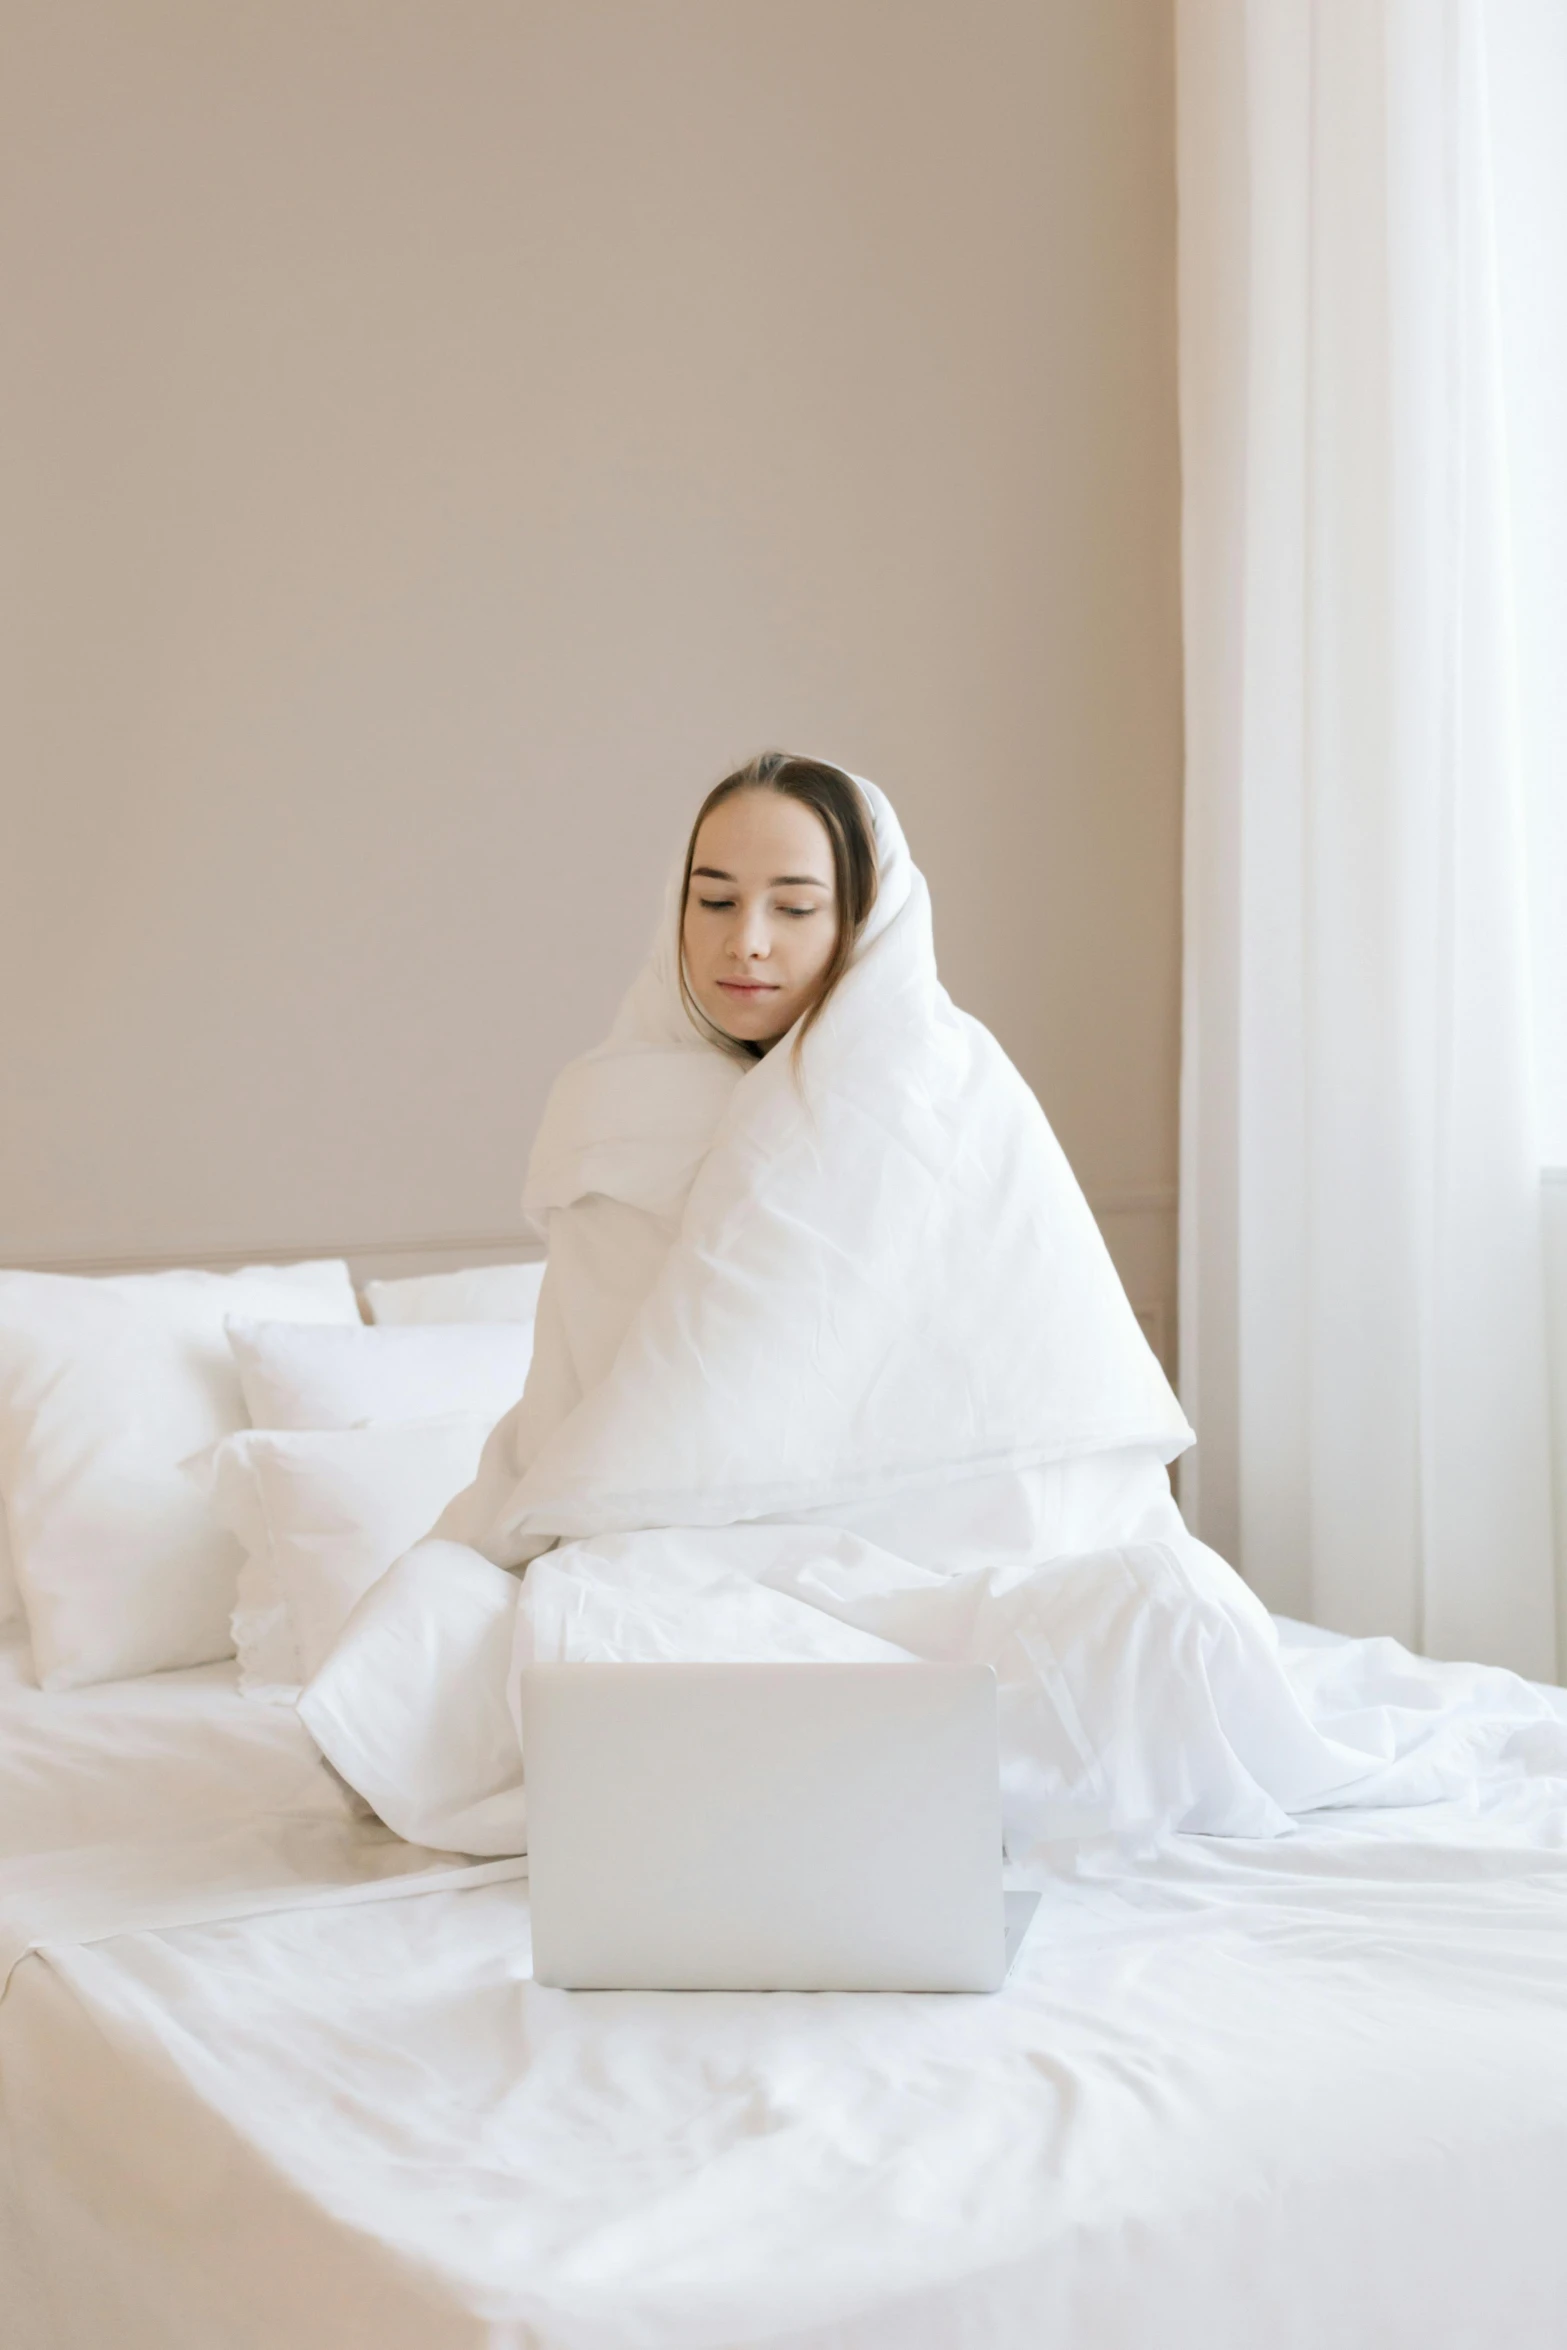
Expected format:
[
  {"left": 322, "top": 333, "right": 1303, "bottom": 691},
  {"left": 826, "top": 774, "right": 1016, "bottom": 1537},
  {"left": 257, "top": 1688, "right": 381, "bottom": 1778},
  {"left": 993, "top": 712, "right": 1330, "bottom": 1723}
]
[{"left": 437, "top": 764, "right": 1191, "bottom": 1572}]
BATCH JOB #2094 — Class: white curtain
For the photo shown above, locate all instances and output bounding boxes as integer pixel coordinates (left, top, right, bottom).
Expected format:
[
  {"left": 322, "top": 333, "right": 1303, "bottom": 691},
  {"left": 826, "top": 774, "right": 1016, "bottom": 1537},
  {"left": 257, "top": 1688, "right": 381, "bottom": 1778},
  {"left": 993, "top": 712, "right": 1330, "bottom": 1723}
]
[{"left": 1176, "top": 0, "right": 1564, "bottom": 1679}]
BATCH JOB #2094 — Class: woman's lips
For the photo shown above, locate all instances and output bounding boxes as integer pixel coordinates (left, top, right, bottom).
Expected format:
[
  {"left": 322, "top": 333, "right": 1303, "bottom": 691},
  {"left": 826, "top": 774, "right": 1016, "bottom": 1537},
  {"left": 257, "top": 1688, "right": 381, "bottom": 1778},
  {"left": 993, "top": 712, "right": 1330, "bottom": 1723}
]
[{"left": 718, "top": 979, "right": 779, "bottom": 995}]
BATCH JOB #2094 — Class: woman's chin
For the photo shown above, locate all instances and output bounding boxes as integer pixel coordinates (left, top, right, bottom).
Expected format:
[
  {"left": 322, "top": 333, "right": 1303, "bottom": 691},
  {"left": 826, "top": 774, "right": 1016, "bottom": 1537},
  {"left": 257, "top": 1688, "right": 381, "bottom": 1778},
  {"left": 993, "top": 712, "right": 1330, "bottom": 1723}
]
[
  {"left": 705, "top": 995, "right": 792, "bottom": 1046},
  {"left": 724, "top": 1019, "right": 790, "bottom": 1051}
]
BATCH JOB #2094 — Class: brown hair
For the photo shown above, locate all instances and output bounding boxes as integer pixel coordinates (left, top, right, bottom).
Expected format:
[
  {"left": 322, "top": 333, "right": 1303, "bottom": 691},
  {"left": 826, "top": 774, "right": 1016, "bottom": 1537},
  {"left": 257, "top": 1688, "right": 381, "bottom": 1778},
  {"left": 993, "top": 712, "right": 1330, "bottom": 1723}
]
[{"left": 678, "top": 751, "right": 879, "bottom": 1059}]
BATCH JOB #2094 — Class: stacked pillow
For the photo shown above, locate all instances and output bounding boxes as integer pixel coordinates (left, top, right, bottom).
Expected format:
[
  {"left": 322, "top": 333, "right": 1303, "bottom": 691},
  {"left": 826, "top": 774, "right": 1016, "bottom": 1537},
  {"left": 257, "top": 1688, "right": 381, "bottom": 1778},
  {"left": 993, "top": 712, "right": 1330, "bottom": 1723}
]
[
  {"left": 209, "top": 1312, "right": 535, "bottom": 1699},
  {"left": 363, "top": 1261, "right": 546, "bottom": 1328},
  {"left": 0, "top": 1262, "right": 361, "bottom": 1689},
  {"left": 0, "top": 1256, "right": 542, "bottom": 1696}
]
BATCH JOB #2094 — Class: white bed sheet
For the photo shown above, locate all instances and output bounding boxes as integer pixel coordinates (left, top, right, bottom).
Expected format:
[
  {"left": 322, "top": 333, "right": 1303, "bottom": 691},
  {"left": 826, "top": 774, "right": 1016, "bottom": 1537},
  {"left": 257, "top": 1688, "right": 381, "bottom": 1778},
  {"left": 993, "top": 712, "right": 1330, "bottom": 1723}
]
[
  {"left": 0, "top": 1627, "right": 521, "bottom": 1986},
  {"left": 0, "top": 1622, "right": 522, "bottom": 2348},
  {"left": 3, "top": 1627, "right": 1567, "bottom": 2350}
]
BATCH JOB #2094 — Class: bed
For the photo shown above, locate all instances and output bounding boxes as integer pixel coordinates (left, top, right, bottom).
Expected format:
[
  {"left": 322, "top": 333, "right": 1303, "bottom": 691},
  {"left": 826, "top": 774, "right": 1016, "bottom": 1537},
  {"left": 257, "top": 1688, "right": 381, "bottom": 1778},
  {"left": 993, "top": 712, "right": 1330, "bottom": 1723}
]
[{"left": 5, "top": 1617, "right": 1567, "bottom": 2350}]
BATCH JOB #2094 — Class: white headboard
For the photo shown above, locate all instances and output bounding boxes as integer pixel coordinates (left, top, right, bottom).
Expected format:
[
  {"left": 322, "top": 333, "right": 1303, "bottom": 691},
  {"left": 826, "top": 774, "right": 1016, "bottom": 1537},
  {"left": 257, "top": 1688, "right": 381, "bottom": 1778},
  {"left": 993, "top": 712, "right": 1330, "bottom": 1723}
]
[{"left": 4, "top": 1233, "right": 544, "bottom": 1288}]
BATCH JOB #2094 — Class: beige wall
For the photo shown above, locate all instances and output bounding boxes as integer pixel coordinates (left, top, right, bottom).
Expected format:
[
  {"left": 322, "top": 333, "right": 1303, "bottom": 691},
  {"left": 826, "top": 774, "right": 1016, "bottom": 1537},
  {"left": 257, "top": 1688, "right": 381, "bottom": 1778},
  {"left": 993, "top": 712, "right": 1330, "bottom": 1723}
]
[{"left": 0, "top": 0, "right": 1182, "bottom": 1348}]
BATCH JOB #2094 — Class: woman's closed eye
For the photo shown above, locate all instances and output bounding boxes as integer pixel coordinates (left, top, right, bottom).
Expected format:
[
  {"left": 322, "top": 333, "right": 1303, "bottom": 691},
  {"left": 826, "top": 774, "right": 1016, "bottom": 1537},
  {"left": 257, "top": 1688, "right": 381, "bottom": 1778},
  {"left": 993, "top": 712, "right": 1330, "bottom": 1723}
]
[{"left": 696, "top": 894, "right": 818, "bottom": 917}]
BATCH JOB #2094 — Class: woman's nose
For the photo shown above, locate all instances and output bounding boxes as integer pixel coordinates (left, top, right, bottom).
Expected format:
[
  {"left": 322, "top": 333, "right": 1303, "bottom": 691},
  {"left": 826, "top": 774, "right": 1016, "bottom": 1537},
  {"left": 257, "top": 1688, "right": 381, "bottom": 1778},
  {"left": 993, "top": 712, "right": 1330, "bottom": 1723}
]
[{"left": 728, "top": 902, "right": 771, "bottom": 960}]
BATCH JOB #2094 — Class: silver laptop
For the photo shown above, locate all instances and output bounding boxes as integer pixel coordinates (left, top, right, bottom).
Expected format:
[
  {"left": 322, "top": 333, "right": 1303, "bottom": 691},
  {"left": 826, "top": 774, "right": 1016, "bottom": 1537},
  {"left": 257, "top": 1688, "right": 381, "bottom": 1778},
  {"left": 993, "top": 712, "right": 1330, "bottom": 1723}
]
[{"left": 520, "top": 1661, "right": 1038, "bottom": 1993}]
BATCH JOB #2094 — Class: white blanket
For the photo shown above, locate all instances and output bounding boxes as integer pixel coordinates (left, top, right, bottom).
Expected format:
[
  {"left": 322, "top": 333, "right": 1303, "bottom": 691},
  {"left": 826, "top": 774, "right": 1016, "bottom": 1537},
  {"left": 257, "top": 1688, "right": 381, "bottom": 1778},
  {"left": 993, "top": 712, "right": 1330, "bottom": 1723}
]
[{"left": 306, "top": 776, "right": 1567, "bottom": 1849}]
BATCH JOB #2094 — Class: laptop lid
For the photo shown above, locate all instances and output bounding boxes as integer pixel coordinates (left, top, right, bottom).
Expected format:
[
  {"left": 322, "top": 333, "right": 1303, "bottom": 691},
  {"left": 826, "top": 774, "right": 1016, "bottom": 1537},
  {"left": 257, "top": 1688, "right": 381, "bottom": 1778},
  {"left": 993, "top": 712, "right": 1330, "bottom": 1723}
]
[{"left": 521, "top": 1660, "right": 1007, "bottom": 1993}]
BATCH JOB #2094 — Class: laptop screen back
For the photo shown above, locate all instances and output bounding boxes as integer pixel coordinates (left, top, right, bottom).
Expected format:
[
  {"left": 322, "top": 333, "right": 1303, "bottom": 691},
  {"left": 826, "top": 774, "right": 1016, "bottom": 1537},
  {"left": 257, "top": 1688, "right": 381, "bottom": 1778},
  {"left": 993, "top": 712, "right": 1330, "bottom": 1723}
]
[{"left": 521, "top": 1660, "right": 1005, "bottom": 1992}]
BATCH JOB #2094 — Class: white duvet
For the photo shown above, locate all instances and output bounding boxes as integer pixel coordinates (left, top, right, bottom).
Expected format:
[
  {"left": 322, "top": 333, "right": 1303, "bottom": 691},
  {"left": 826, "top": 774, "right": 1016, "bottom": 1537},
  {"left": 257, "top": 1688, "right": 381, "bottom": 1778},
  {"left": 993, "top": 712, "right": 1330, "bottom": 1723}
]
[{"left": 304, "top": 778, "right": 1567, "bottom": 1852}]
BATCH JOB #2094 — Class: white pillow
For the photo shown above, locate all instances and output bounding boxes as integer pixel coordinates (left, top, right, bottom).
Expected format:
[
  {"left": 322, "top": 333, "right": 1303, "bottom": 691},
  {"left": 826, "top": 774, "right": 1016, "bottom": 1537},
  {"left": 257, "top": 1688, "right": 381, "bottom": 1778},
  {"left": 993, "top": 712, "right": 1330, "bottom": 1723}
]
[
  {"left": 226, "top": 1317, "right": 533, "bottom": 1432},
  {"left": 0, "top": 1261, "right": 358, "bottom": 1690},
  {"left": 363, "top": 1261, "right": 544, "bottom": 1326},
  {"left": 207, "top": 1434, "right": 299, "bottom": 1699},
  {"left": 207, "top": 1416, "right": 494, "bottom": 1695}
]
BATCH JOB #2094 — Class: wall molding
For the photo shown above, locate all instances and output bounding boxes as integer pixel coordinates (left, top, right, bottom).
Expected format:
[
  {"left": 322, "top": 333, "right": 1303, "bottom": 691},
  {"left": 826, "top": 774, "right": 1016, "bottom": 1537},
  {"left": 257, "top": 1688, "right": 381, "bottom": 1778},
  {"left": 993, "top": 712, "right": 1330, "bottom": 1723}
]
[{"left": 1087, "top": 1186, "right": 1178, "bottom": 1218}]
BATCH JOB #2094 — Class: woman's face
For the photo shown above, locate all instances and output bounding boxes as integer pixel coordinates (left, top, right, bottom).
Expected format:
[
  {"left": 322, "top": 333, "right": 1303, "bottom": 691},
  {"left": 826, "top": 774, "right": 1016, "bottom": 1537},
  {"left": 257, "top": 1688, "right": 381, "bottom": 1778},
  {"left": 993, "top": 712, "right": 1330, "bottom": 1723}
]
[{"left": 682, "top": 789, "right": 840, "bottom": 1048}]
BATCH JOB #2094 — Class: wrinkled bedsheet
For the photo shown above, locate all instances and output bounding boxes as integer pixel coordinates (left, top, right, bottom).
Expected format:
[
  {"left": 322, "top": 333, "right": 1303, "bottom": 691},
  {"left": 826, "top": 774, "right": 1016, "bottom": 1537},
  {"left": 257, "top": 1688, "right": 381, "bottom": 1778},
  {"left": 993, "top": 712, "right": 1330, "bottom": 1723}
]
[
  {"left": 0, "top": 1630, "right": 521, "bottom": 1989},
  {"left": 0, "top": 1623, "right": 522, "bottom": 2347},
  {"left": 4, "top": 1626, "right": 1567, "bottom": 2350}
]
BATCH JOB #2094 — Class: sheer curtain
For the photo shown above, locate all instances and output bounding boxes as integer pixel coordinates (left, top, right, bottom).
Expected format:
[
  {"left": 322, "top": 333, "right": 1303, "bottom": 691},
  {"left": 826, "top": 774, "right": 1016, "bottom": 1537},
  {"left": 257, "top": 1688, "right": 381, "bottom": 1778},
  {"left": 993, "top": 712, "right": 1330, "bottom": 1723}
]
[{"left": 1176, "top": 0, "right": 1565, "bottom": 1679}]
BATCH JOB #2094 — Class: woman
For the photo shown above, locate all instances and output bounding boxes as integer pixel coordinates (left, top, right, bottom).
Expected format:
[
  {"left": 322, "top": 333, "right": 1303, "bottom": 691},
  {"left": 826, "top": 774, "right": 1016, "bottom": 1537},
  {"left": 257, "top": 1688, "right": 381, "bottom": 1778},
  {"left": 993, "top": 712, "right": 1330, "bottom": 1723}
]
[
  {"left": 439, "top": 752, "right": 1193, "bottom": 1577},
  {"left": 303, "top": 758, "right": 1567, "bottom": 1859}
]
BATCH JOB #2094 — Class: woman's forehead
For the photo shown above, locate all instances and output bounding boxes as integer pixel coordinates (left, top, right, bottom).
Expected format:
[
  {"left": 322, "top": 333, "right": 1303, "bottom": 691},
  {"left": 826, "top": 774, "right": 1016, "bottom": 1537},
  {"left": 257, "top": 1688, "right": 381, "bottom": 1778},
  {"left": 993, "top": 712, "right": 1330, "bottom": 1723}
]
[{"left": 693, "top": 791, "right": 834, "bottom": 882}]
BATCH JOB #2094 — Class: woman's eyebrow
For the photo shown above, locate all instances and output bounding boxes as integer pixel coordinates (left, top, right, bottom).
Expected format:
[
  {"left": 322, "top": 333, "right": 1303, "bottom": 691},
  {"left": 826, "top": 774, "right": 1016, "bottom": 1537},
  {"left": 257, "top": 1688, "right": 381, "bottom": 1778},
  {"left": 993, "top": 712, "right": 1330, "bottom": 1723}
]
[{"left": 691, "top": 866, "right": 829, "bottom": 888}]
